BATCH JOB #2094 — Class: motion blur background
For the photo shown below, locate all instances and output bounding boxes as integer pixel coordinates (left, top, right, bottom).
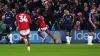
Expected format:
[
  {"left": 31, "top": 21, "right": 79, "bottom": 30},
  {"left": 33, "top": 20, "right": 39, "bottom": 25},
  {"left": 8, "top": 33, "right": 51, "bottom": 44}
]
[{"left": 0, "top": 0, "right": 100, "bottom": 31}]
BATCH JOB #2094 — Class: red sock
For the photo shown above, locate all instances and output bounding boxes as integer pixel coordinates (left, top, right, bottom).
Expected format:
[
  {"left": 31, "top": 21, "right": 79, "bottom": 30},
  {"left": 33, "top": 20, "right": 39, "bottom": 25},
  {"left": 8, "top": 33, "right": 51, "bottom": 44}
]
[
  {"left": 47, "top": 33, "right": 54, "bottom": 40},
  {"left": 27, "top": 43, "right": 30, "bottom": 47},
  {"left": 38, "top": 33, "right": 45, "bottom": 39}
]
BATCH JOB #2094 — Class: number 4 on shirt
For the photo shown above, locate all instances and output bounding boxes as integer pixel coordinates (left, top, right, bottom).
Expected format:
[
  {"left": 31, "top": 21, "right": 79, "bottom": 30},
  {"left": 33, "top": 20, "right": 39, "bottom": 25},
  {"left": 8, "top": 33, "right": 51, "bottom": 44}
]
[{"left": 19, "top": 15, "right": 28, "bottom": 22}]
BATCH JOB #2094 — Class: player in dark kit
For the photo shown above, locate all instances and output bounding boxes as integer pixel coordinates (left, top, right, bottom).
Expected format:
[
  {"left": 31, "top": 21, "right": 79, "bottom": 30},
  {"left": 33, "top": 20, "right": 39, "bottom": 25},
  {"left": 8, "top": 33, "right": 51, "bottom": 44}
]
[
  {"left": 62, "top": 9, "right": 74, "bottom": 44},
  {"left": 37, "top": 8, "right": 56, "bottom": 43},
  {"left": 87, "top": 9, "right": 96, "bottom": 45},
  {"left": 3, "top": 8, "right": 14, "bottom": 44}
]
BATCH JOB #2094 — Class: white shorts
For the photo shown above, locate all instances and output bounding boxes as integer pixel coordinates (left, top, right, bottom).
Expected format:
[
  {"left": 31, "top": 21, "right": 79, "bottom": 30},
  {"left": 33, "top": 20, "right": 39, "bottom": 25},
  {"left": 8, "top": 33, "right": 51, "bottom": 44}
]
[
  {"left": 19, "top": 29, "right": 30, "bottom": 37},
  {"left": 38, "top": 27, "right": 48, "bottom": 32}
]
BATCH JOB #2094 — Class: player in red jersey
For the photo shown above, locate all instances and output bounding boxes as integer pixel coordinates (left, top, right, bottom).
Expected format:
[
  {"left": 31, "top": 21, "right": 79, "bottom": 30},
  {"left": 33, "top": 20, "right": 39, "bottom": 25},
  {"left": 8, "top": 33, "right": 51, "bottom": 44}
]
[
  {"left": 37, "top": 8, "right": 56, "bottom": 43},
  {"left": 16, "top": 7, "right": 32, "bottom": 51}
]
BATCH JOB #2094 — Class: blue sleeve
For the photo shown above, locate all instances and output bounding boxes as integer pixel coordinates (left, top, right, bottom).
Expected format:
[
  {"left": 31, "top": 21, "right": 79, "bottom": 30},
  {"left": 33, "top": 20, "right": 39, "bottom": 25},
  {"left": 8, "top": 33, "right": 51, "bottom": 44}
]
[{"left": 89, "top": 13, "right": 91, "bottom": 19}]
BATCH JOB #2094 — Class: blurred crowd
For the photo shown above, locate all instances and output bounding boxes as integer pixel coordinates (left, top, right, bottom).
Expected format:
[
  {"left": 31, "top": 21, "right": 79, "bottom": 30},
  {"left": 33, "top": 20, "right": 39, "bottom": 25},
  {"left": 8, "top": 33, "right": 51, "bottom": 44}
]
[{"left": 0, "top": 0, "right": 100, "bottom": 31}]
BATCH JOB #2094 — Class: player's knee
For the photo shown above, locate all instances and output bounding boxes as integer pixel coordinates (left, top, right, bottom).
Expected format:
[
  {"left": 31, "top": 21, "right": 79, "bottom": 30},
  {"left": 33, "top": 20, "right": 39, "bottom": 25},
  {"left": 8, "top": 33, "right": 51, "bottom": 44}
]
[
  {"left": 89, "top": 32, "right": 94, "bottom": 36},
  {"left": 66, "top": 32, "right": 69, "bottom": 36},
  {"left": 26, "top": 33, "right": 30, "bottom": 38},
  {"left": 38, "top": 31, "right": 41, "bottom": 34}
]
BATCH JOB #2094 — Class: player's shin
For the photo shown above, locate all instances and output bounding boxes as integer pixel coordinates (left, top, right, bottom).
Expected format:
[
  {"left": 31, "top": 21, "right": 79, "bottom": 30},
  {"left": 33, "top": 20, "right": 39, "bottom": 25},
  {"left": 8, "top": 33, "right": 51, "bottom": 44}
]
[
  {"left": 26, "top": 36, "right": 30, "bottom": 51},
  {"left": 8, "top": 33, "right": 13, "bottom": 44},
  {"left": 66, "top": 35, "right": 70, "bottom": 44},
  {"left": 23, "top": 38, "right": 28, "bottom": 45},
  {"left": 88, "top": 35, "right": 93, "bottom": 44},
  {"left": 38, "top": 32, "right": 45, "bottom": 39},
  {"left": 45, "top": 30, "right": 54, "bottom": 40},
  {"left": 69, "top": 36, "right": 72, "bottom": 43}
]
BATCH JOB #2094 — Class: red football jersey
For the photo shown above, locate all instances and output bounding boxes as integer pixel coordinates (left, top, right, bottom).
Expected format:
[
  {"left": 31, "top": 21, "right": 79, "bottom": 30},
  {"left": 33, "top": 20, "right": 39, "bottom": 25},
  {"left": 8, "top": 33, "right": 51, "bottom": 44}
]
[
  {"left": 38, "top": 15, "right": 46, "bottom": 28},
  {"left": 16, "top": 13, "right": 32, "bottom": 31}
]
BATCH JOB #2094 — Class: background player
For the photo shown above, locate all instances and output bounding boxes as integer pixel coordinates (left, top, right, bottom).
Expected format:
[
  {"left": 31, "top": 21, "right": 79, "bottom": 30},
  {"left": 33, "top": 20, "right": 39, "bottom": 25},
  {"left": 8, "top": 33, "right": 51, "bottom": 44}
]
[
  {"left": 62, "top": 9, "right": 74, "bottom": 44},
  {"left": 16, "top": 7, "right": 32, "bottom": 51},
  {"left": 37, "top": 8, "right": 56, "bottom": 43},
  {"left": 3, "top": 8, "right": 14, "bottom": 44},
  {"left": 87, "top": 9, "right": 96, "bottom": 45}
]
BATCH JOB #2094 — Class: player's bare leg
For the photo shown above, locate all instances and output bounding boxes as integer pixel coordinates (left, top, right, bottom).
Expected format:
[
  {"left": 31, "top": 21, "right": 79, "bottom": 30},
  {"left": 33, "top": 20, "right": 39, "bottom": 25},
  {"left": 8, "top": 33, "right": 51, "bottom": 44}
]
[
  {"left": 20, "top": 34, "right": 27, "bottom": 44},
  {"left": 45, "top": 30, "right": 56, "bottom": 43},
  {"left": 38, "top": 32, "right": 46, "bottom": 43},
  {"left": 26, "top": 36, "right": 30, "bottom": 51},
  {"left": 87, "top": 32, "right": 94, "bottom": 45},
  {"left": 8, "top": 33, "right": 13, "bottom": 44},
  {"left": 23, "top": 38, "right": 28, "bottom": 45}
]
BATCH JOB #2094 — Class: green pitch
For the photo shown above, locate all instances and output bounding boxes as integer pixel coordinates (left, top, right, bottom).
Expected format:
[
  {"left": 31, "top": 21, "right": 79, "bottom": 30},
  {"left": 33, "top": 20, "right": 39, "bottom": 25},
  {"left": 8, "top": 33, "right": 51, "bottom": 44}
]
[{"left": 0, "top": 44, "right": 100, "bottom": 56}]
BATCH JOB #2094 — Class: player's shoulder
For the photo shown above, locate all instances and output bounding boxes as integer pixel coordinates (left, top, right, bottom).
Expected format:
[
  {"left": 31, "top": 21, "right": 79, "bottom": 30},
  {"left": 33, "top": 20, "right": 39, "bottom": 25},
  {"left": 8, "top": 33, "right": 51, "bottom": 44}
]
[
  {"left": 69, "top": 14, "right": 73, "bottom": 16},
  {"left": 69, "top": 14, "right": 73, "bottom": 18}
]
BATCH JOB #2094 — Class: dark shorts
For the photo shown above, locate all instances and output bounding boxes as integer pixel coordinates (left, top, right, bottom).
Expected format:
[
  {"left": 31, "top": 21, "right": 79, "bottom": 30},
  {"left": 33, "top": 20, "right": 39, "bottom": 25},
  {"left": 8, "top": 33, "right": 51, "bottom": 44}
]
[
  {"left": 6, "top": 25, "right": 13, "bottom": 34},
  {"left": 63, "top": 25, "right": 72, "bottom": 32},
  {"left": 87, "top": 24, "right": 94, "bottom": 32}
]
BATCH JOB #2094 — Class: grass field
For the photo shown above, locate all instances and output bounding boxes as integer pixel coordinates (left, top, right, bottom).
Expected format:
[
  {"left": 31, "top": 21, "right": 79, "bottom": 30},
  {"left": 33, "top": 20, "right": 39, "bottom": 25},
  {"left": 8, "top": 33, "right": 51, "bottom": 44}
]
[{"left": 0, "top": 44, "right": 100, "bottom": 56}]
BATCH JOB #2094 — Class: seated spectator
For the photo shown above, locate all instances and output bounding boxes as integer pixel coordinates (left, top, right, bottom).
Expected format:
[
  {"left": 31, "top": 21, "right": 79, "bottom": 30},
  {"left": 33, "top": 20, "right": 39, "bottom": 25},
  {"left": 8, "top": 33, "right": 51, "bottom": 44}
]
[{"left": 74, "top": 21, "right": 80, "bottom": 30}]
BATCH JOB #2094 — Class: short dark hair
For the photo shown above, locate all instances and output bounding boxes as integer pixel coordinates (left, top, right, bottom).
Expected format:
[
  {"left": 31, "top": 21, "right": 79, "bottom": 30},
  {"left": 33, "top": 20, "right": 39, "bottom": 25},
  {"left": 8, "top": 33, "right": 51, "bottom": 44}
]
[{"left": 19, "top": 7, "right": 25, "bottom": 13}]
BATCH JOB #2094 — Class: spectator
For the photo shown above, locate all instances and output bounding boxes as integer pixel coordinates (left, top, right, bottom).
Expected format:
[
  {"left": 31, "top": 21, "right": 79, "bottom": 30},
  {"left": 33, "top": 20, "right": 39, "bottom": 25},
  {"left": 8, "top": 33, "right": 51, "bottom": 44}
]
[
  {"left": 74, "top": 21, "right": 80, "bottom": 30},
  {"left": 83, "top": 7, "right": 89, "bottom": 29},
  {"left": 0, "top": 0, "right": 100, "bottom": 31}
]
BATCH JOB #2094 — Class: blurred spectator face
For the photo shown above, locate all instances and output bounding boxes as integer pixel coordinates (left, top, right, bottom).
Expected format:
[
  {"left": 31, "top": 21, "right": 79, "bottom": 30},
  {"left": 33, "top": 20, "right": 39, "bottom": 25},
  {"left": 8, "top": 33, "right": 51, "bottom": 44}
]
[
  {"left": 74, "top": 21, "right": 80, "bottom": 30},
  {"left": 84, "top": 7, "right": 88, "bottom": 11},
  {"left": 26, "top": 10, "right": 30, "bottom": 14},
  {"left": 75, "top": 0, "right": 78, "bottom": 4},
  {"left": 57, "top": 2, "right": 60, "bottom": 5},
  {"left": 29, "top": 0, "right": 33, "bottom": 2},
  {"left": 18, "top": 2, "right": 22, "bottom": 5},
  {"left": 4, "top": 5, "right": 8, "bottom": 10},
  {"left": 34, "top": 0, "right": 39, "bottom": 2},
  {"left": 42, "top": 0, "right": 48, "bottom": 6},
  {"left": 77, "top": 12, "right": 82, "bottom": 16},
  {"left": 76, "top": 21, "right": 80, "bottom": 25},
  {"left": 84, "top": 3, "right": 88, "bottom": 7},
  {"left": 28, "top": 1, "right": 31, "bottom": 4},
  {"left": 12, "top": 9, "right": 16, "bottom": 13},
  {"left": 24, "top": 4, "right": 27, "bottom": 8},
  {"left": 60, "top": 4, "right": 63, "bottom": 8},
  {"left": 32, "top": 10, "right": 36, "bottom": 16},
  {"left": 59, "top": 7, "right": 62, "bottom": 10},
  {"left": 63, "top": 4, "right": 66, "bottom": 8},
  {"left": 92, "top": 3, "right": 96, "bottom": 9}
]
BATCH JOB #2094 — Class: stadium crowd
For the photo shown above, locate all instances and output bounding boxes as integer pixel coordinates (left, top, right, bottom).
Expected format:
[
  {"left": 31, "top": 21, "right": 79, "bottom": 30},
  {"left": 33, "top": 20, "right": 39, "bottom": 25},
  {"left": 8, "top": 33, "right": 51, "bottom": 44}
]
[{"left": 0, "top": 0, "right": 100, "bottom": 31}]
